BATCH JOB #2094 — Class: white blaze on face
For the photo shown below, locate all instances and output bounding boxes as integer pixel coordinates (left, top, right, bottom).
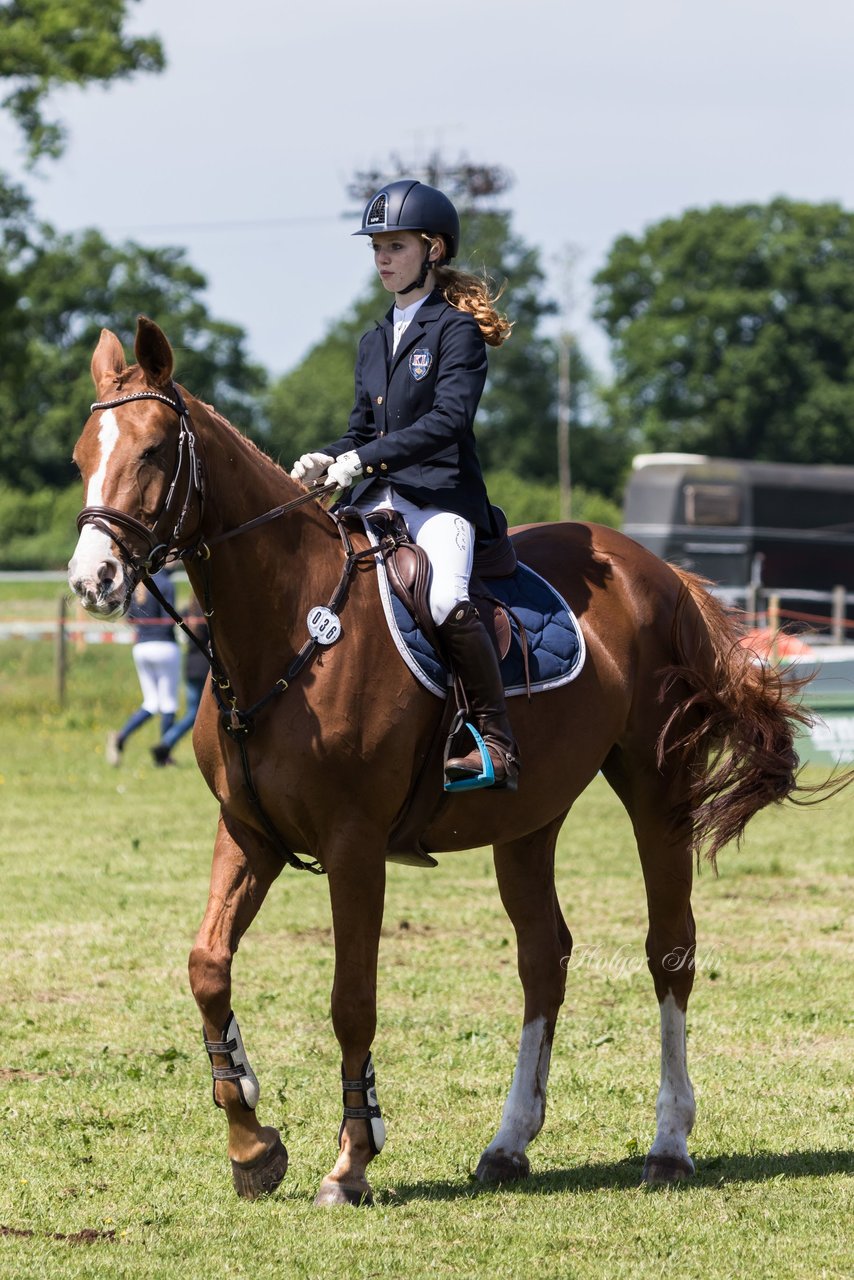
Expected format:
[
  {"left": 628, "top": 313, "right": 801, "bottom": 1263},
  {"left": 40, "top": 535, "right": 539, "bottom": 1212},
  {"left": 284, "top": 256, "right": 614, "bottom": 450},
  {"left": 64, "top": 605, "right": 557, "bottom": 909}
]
[{"left": 68, "top": 409, "right": 125, "bottom": 599}]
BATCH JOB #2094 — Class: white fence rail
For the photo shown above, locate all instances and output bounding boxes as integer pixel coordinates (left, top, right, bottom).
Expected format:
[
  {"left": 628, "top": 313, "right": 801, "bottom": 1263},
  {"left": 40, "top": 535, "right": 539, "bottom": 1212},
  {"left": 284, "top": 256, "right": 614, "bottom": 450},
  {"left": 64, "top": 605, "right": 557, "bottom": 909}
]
[
  {"left": 3, "top": 575, "right": 852, "bottom": 706},
  {"left": 0, "top": 620, "right": 131, "bottom": 643},
  {"left": 711, "top": 584, "right": 853, "bottom": 643},
  {"left": 0, "top": 576, "right": 188, "bottom": 705}
]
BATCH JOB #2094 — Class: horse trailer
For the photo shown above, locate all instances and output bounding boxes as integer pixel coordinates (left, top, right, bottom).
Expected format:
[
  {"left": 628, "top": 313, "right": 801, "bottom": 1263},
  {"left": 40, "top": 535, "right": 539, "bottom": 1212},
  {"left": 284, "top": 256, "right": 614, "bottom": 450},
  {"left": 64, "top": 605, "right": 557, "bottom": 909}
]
[{"left": 622, "top": 453, "right": 854, "bottom": 601}]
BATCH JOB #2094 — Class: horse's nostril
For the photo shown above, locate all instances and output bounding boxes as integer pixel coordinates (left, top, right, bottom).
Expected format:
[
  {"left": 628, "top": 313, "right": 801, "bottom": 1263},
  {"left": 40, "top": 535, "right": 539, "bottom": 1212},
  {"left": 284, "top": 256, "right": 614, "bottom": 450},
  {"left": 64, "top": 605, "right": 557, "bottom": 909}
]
[{"left": 95, "top": 559, "right": 121, "bottom": 597}]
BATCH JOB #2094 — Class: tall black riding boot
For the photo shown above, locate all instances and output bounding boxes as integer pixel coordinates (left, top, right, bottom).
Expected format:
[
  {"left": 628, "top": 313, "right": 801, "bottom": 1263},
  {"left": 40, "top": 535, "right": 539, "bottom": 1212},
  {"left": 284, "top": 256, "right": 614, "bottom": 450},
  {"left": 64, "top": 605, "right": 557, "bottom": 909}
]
[{"left": 437, "top": 602, "right": 520, "bottom": 791}]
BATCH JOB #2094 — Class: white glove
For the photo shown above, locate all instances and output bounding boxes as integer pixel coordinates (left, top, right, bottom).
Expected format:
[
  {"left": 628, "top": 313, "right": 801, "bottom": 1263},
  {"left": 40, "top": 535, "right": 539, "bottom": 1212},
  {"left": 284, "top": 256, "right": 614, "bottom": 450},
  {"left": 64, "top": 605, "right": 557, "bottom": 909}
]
[
  {"left": 326, "top": 450, "right": 364, "bottom": 489},
  {"left": 290, "top": 451, "right": 333, "bottom": 485}
]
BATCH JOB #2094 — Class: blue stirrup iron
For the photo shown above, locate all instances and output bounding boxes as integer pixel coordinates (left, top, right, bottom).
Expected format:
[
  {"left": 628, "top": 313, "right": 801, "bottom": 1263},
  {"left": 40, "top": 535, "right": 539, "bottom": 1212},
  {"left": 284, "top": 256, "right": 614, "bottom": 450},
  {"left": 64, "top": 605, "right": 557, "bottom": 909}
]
[
  {"left": 443, "top": 723, "right": 495, "bottom": 791},
  {"left": 443, "top": 715, "right": 496, "bottom": 792}
]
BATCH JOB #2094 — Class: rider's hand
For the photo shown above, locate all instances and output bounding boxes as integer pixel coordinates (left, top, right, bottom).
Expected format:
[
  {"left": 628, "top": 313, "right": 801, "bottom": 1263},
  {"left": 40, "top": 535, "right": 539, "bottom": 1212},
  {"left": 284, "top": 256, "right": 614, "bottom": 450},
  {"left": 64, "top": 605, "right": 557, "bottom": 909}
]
[
  {"left": 290, "top": 452, "right": 334, "bottom": 485},
  {"left": 326, "top": 451, "right": 364, "bottom": 490}
]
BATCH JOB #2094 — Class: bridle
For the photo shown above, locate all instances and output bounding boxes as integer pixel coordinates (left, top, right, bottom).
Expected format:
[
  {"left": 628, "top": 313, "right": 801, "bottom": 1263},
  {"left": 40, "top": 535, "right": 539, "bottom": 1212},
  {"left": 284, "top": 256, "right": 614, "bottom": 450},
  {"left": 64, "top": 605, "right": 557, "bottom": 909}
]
[
  {"left": 73, "top": 382, "right": 387, "bottom": 876},
  {"left": 76, "top": 383, "right": 205, "bottom": 578},
  {"left": 77, "top": 382, "right": 341, "bottom": 574}
]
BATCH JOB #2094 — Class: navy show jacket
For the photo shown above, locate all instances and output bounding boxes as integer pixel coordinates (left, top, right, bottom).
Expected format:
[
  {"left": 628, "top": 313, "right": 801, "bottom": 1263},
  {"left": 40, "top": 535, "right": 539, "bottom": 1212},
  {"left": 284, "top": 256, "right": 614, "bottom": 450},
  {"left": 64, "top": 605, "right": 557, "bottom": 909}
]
[{"left": 323, "top": 290, "right": 495, "bottom": 535}]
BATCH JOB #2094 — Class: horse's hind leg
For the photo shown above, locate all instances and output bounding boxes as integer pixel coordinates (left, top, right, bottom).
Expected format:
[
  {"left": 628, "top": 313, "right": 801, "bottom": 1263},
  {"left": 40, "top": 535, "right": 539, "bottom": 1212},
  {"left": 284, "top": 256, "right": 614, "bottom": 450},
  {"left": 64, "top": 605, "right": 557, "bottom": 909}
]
[
  {"left": 602, "top": 748, "right": 697, "bottom": 1183},
  {"left": 476, "top": 815, "right": 571, "bottom": 1183},
  {"left": 188, "top": 813, "right": 286, "bottom": 1199}
]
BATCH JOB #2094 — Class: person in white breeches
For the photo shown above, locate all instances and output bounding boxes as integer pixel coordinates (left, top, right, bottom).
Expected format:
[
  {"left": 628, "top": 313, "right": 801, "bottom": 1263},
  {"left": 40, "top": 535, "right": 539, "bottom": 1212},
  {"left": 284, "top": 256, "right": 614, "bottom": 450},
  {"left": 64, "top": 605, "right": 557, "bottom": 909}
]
[
  {"left": 105, "top": 569, "right": 181, "bottom": 766},
  {"left": 357, "top": 489, "right": 473, "bottom": 627},
  {"left": 290, "top": 178, "right": 519, "bottom": 792}
]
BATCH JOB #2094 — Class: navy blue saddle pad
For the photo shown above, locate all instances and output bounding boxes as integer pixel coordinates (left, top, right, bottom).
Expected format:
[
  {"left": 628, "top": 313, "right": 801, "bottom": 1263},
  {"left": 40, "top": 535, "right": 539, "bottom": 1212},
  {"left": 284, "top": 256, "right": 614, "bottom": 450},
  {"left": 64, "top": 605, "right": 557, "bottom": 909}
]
[{"left": 365, "top": 524, "right": 586, "bottom": 700}]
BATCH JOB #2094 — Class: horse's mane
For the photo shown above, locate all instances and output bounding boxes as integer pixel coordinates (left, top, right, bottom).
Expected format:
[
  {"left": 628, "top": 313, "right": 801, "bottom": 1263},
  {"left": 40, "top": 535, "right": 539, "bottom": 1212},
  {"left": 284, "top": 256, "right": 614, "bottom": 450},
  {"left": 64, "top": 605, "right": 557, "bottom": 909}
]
[
  {"left": 114, "top": 361, "right": 291, "bottom": 483},
  {"left": 195, "top": 396, "right": 291, "bottom": 482}
]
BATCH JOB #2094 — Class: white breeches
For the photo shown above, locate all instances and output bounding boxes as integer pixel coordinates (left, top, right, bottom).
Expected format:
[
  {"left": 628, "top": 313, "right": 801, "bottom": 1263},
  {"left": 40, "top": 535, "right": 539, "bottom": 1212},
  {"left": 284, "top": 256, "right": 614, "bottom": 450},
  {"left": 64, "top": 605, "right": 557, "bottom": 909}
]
[
  {"left": 356, "top": 487, "right": 474, "bottom": 626},
  {"left": 132, "top": 641, "right": 181, "bottom": 714}
]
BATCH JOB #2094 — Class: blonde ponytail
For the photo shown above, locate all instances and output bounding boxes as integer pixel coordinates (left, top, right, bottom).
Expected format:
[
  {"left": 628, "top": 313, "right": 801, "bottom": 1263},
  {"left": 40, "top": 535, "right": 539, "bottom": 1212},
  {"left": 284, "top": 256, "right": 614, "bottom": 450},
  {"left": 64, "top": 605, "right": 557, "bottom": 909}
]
[{"left": 433, "top": 262, "right": 513, "bottom": 348}]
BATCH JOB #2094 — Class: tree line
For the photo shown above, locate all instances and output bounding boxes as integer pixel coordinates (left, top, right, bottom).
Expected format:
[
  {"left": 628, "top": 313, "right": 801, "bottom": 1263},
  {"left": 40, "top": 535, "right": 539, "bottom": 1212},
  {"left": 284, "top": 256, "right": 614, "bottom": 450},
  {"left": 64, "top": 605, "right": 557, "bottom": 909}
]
[{"left": 3, "top": 3, "right": 854, "bottom": 565}]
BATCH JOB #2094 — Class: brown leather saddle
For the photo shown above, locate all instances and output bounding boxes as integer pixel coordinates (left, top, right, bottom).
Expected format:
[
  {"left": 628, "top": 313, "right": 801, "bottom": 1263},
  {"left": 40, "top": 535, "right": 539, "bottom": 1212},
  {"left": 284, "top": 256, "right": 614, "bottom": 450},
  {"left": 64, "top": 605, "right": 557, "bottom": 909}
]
[
  {"left": 362, "top": 507, "right": 523, "bottom": 669},
  {"left": 339, "top": 505, "right": 531, "bottom": 869}
]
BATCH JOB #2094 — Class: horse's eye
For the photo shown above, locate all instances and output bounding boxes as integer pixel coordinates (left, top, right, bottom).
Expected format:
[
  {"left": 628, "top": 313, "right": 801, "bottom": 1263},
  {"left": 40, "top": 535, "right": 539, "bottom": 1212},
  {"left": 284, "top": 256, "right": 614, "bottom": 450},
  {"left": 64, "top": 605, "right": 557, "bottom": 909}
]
[{"left": 140, "top": 445, "right": 160, "bottom": 462}]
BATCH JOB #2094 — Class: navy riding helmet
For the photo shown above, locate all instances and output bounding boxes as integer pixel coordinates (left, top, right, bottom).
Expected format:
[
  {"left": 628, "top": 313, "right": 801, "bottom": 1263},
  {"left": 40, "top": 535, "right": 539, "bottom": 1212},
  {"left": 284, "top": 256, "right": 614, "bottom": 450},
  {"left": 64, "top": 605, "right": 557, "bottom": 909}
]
[{"left": 353, "top": 179, "right": 461, "bottom": 264}]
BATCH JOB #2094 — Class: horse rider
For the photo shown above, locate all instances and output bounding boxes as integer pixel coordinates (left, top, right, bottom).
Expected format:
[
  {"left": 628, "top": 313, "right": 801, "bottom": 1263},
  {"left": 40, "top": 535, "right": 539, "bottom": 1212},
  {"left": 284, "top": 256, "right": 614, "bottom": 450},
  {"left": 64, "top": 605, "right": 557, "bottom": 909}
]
[{"left": 290, "top": 178, "right": 519, "bottom": 792}]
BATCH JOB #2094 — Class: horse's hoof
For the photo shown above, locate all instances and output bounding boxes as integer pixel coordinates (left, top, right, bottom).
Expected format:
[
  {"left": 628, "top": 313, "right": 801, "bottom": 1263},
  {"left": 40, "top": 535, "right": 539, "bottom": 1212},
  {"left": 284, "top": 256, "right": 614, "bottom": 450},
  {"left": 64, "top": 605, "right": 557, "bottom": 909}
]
[
  {"left": 230, "top": 1134, "right": 289, "bottom": 1200},
  {"left": 313, "top": 1177, "right": 373, "bottom": 1207},
  {"left": 642, "top": 1153, "right": 695, "bottom": 1184},
  {"left": 475, "top": 1150, "right": 530, "bottom": 1184}
]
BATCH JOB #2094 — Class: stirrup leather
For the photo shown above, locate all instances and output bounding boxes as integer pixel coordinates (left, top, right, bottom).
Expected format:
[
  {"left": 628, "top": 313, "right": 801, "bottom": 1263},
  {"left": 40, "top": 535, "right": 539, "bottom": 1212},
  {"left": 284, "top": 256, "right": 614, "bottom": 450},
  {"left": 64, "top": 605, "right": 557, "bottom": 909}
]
[
  {"left": 338, "top": 1053, "right": 386, "bottom": 1154},
  {"left": 203, "top": 1011, "right": 260, "bottom": 1110}
]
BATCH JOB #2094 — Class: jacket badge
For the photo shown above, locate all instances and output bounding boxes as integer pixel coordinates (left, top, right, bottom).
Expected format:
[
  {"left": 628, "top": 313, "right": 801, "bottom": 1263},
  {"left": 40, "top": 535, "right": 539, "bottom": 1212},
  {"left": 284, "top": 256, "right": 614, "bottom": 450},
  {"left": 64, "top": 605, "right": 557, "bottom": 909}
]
[{"left": 409, "top": 349, "right": 433, "bottom": 381}]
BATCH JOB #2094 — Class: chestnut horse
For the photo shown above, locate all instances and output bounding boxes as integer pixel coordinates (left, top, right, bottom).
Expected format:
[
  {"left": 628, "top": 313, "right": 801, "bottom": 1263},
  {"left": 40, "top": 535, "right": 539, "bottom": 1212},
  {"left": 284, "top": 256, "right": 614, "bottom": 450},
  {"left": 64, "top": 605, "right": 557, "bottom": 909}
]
[{"left": 69, "top": 318, "right": 812, "bottom": 1206}]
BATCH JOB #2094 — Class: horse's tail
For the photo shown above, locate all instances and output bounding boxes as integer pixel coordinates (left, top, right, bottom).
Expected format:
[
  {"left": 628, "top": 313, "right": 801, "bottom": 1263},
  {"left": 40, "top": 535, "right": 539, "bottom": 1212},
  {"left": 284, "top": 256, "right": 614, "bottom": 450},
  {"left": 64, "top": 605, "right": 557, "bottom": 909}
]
[{"left": 657, "top": 566, "right": 831, "bottom": 867}]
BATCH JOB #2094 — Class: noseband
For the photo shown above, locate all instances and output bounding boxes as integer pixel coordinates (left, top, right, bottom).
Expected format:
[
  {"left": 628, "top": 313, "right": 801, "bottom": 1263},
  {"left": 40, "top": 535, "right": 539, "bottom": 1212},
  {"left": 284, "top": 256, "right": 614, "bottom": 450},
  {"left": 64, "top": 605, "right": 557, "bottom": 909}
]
[{"left": 76, "top": 383, "right": 204, "bottom": 576}]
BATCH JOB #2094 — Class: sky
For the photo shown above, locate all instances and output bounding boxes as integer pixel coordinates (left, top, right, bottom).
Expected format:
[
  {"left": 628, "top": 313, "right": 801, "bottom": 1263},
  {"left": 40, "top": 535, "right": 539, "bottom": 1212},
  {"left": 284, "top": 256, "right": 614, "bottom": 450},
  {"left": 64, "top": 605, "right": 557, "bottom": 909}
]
[{"left": 4, "top": 0, "right": 854, "bottom": 381}]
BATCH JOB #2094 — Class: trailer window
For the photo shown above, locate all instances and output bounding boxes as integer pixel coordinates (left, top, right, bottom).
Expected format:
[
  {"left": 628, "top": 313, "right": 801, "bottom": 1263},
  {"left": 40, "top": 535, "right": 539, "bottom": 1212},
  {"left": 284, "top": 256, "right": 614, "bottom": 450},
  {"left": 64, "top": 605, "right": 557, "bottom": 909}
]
[{"left": 684, "top": 484, "right": 741, "bottom": 526}]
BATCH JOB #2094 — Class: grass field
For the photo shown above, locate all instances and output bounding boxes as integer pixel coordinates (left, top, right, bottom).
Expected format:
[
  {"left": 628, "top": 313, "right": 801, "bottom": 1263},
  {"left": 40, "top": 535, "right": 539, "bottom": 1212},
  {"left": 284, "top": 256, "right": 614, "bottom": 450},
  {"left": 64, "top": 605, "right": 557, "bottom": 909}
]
[{"left": 1, "top": 588, "right": 852, "bottom": 1279}]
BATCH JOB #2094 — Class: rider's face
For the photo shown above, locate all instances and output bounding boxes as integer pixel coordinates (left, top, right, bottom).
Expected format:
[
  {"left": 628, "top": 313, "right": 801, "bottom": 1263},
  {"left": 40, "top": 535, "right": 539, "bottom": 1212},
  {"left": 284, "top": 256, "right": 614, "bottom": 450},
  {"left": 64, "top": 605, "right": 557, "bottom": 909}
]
[{"left": 370, "top": 230, "right": 429, "bottom": 296}]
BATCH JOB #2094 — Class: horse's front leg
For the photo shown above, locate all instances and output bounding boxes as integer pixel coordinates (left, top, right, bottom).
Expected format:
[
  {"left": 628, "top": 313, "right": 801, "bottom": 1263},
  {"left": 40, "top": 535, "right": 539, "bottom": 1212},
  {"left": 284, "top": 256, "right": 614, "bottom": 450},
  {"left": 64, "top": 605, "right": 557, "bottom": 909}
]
[
  {"left": 188, "top": 812, "right": 287, "bottom": 1200},
  {"left": 314, "top": 844, "right": 386, "bottom": 1207}
]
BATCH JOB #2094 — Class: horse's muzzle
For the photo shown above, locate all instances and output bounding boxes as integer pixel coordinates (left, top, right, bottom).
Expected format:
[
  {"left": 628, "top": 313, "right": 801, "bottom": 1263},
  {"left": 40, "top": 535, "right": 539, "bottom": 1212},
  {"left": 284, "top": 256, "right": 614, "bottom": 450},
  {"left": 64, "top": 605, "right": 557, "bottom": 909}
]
[
  {"left": 69, "top": 578, "right": 129, "bottom": 618},
  {"left": 68, "top": 518, "right": 135, "bottom": 617},
  {"left": 68, "top": 556, "right": 130, "bottom": 617}
]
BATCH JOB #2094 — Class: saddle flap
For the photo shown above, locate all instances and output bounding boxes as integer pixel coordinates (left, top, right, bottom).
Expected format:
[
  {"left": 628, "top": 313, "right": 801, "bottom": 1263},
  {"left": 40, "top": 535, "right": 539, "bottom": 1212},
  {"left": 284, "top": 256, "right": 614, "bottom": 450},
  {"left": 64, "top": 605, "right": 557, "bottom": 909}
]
[
  {"left": 354, "top": 508, "right": 584, "bottom": 702},
  {"left": 362, "top": 506, "right": 515, "bottom": 662},
  {"left": 382, "top": 545, "right": 512, "bottom": 663},
  {"left": 383, "top": 542, "right": 439, "bottom": 651}
]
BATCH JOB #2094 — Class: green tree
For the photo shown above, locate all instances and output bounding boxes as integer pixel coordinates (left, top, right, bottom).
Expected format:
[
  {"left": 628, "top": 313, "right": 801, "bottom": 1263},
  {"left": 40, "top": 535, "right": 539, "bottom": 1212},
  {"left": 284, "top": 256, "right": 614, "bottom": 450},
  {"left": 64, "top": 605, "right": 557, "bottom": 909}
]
[
  {"left": 265, "top": 195, "right": 608, "bottom": 489},
  {"left": 464, "top": 208, "right": 560, "bottom": 479},
  {"left": 0, "top": 6, "right": 265, "bottom": 499},
  {"left": 0, "top": 209, "right": 267, "bottom": 490},
  {"left": 263, "top": 291, "right": 380, "bottom": 467},
  {"left": 593, "top": 198, "right": 854, "bottom": 464},
  {"left": 0, "top": 0, "right": 164, "bottom": 162},
  {"left": 486, "top": 469, "right": 621, "bottom": 528}
]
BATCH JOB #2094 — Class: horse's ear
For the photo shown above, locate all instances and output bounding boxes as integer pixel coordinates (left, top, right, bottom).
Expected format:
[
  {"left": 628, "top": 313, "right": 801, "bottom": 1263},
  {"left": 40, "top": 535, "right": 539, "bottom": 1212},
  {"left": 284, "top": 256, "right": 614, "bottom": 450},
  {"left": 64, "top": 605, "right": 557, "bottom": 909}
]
[
  {"left": 134, "top": 315, "right": 174, "bottom": 386},
  {"left": 90, "top": 329, "right": 127, "bottom": 389}
]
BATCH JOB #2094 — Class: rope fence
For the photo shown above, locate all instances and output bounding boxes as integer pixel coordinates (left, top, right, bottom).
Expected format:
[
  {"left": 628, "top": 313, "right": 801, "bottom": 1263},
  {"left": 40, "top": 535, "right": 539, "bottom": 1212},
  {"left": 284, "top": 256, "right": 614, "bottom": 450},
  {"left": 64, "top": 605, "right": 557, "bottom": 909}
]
[
  {"left": 1, "top": 594, "right": 193, "bottom": 706},
  {"left": 713, "top": 584, "right": 853, "bottom": 643}
]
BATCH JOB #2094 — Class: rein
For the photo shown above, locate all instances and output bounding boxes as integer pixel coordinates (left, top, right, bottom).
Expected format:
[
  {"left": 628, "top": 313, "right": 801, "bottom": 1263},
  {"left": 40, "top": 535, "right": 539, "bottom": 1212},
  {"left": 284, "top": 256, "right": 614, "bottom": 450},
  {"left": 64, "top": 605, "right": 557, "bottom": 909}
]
[
  {"left": 147, "top": 511, "right": 388, "bottom": 879},
  {"left": 202, "top": 482, "right": 340, "bottom": 548},
  {"left": 77, "top": 386, "right": 394, "bottom": 876}
]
